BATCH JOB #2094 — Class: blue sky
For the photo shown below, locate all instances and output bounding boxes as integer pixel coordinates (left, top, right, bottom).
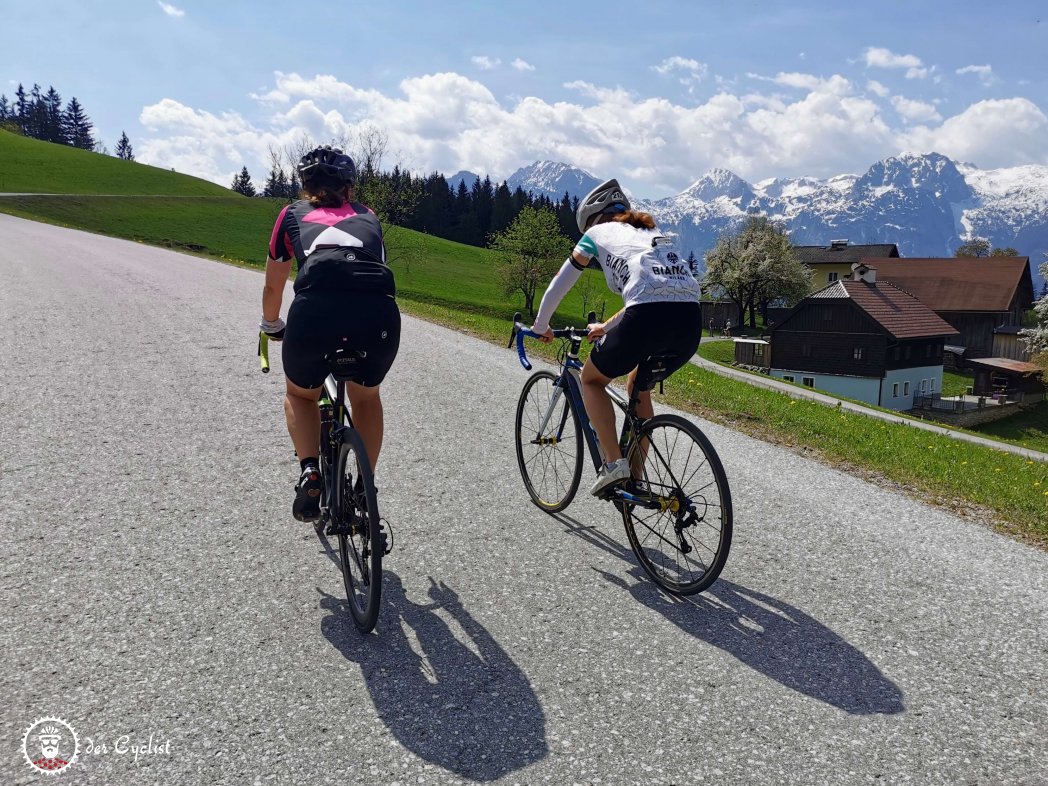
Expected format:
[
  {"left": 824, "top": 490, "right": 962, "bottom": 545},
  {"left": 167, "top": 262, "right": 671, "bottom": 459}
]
[{"left": 4, "top": 0, "right": 1048, "bottom": 197}]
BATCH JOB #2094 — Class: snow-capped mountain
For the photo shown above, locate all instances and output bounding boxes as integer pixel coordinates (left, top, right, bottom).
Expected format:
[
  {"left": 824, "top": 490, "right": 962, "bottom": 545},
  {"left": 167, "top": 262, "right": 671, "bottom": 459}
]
[
  {"left": 506, "top": 161, "right": 602, "bottom": 201},
  {"left": 631, "top": 152, "right": 1048, "bottom": 290}
]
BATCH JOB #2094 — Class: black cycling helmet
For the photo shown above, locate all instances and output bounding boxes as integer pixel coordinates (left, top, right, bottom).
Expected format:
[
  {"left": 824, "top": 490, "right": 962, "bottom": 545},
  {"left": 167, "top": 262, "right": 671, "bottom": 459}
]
[
  {"left": 297, "top": 145, "right": 357, "bottom": 188},
  {"left": 576, "top": 178, "right": 630, "bottom": 233}
]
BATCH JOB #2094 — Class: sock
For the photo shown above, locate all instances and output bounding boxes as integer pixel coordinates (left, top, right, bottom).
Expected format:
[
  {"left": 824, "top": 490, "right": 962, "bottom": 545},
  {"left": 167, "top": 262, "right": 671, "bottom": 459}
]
[{"left": 300, "top": 457, "right": 319, "bottom": 472}]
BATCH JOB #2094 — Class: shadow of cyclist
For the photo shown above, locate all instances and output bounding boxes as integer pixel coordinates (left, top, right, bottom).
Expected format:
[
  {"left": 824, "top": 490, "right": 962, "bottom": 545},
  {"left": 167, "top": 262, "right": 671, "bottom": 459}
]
[
  {"left": 551, "top": 513, "right": 904, "bottom": 716},
  {"left": 318, "top": 572, "right": 548, "bottom": 781}
]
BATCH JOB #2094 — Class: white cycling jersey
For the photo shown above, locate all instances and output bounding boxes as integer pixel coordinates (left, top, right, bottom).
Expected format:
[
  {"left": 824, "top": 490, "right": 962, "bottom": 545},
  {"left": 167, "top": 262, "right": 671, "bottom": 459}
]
[{"left": 574, "top": 222, "right": 701, "bottom": 307}]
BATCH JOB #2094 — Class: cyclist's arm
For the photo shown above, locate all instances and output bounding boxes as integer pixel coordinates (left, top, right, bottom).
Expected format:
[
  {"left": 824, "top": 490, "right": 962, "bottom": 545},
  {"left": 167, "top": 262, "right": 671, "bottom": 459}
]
[
  {"left": 263, "top": 256, "right": 292, "bottom": 322},
  {"left": 532, "top": 251, "right": 589, "bottom": 334},
  {"left": 590, "top": 306, "right": 626, "bottom": 338},
  {"left": 263, "top": 206, "right": 295, "bottom": 322}
]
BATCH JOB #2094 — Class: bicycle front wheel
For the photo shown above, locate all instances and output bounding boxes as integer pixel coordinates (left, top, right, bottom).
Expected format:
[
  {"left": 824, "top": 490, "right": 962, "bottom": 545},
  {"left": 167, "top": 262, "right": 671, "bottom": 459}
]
[
  {"left": 333, "top": 427, "right": 383, "bottom": 632},
  {"left": 515, "top": 370, "right": 584, "bottom": 512},
  {"left": 621, "top": 414, "right": 732, "bottom": 595}
]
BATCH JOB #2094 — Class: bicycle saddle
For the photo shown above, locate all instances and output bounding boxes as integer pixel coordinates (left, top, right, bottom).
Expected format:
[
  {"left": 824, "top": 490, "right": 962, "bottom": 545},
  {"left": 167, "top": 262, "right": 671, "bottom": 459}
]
[{"left": 325, "top": 346, "right": 368, "bottom": 381}]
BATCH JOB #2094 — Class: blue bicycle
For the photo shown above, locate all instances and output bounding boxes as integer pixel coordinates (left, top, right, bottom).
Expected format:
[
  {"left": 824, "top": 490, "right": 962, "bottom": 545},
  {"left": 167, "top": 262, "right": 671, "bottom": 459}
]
[{"left": 509, "top": 312, "right": 732, "bottom": 595}]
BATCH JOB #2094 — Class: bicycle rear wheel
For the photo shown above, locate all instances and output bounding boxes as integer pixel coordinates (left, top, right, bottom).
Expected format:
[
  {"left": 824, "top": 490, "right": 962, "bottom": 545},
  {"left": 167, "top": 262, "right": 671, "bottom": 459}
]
[
  {"left": 333, "top": 427, "right": 383, "bottom": 632},
  {"left": 515, "top": 370, "right": 584, "bottom": 512},
  {"left": 621, "top": 414, "right": 732, "bottom": 595}
]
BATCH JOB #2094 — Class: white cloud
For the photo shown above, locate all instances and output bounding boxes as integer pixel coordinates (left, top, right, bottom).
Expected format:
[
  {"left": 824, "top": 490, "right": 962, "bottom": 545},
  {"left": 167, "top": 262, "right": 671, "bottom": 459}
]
[
  {"left": 137, "top": 71, "right": 1048, "bottom": 196},
  {"left": 867, "top": 80, "right": 890, "bottom": 98},
  {"left": 653, "top": 56, "right": 708, "bottom": 89},
  {"left": 511, "top": 58, "right": 535, "bottom": 72},
  {"left": 157, "top": 1, "right": 184, "bottom": 17},
  {"left": 471, "top": 56, "right": 501, "bottom": 70},
  {"left": 956, "top": 64, "right": 994, "bottom": 86},
  {"left": 864, "top": 46, "right": 928, "bottom": 79},
  {"left": 900, "top": 98, "right": 1048, "bottom": 168},
  {"left": 891, "top": 95, "right": 942, "bottom": 123}
]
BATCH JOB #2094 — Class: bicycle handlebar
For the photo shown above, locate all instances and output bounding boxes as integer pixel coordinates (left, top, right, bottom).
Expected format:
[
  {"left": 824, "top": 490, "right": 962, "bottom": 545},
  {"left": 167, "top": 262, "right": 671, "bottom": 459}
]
[
  {"left": 258, "top": 332, "right": 271, "bottom": 373},
  {"left": 509, "top": 311, "right": 593, "bottom": 371}
]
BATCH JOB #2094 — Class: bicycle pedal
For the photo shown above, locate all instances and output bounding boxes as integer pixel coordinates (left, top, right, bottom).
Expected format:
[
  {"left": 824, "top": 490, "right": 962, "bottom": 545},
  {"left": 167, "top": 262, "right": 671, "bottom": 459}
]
[{"left": 378, "top": 518, "right": 393, "bottom": 555}]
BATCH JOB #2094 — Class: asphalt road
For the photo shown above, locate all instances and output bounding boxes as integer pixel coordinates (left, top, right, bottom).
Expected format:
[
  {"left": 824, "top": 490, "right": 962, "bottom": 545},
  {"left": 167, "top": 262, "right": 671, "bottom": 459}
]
[{"left": 1, "top": 213, "right": 1046, "bottom": 786}]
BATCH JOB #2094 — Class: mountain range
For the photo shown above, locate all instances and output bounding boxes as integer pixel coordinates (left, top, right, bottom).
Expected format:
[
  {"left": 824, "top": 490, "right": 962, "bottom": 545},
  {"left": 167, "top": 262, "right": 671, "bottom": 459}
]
[{"left": 450, "top": 154, "right": 1048, "bottom": 291}]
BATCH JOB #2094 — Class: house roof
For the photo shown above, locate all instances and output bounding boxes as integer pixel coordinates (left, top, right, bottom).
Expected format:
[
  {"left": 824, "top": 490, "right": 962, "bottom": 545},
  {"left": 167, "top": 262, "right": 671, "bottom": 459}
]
[
  {"left": 793, "top": 243, "right": 899, "bottom": 266},
  {"left": 807, "top": 279, "right": 960, "bottom": 339},
  {"left": 859, "top": 257, "right": 1034, "bottom": 313},
  {"left": 967, "top": 357, "right": 1043, "bottom": 377}
]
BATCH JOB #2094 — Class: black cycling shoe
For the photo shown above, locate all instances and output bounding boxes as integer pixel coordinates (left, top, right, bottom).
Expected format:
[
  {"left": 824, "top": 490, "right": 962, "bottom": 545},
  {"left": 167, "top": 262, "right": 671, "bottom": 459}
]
[{"left": 293, "top": 465, "right": 323, "bottom": 522}]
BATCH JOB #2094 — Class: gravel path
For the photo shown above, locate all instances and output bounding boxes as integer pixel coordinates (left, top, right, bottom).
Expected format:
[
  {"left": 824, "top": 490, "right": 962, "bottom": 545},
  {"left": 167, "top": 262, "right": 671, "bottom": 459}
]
[{"left": 1, "top": 214, "right": 1045, "bottom": 786}]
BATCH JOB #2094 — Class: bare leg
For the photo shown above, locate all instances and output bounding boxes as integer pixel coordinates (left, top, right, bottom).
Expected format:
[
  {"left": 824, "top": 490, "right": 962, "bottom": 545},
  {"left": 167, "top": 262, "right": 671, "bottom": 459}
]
[
  {"left": 347, "top": 382, "right": 383, "bottom": 472},
  {"left": 626, "top": 369, "right": 654, "bottom": 473},
  {"left": 581, "top": 360, "right": 622, "bottom": 465},
  {"left": 285, "top": 379, "right": 322, "bottom": 460}
]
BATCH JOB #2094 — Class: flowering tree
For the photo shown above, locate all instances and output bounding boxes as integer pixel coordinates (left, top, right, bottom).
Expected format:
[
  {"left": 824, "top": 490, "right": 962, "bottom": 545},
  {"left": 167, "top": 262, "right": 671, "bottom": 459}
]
[{"left": 1020, "top": 256, "right": 1048, "bottom": 370}]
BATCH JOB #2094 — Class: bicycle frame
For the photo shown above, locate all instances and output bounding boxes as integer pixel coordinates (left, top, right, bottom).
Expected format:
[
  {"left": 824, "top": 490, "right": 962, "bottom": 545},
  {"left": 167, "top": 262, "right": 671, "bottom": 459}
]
[
  {"left": 511, "top": 316, "right": 673, "bottom": 512},
  {"left": 533, "top": 350, "right": 631, "bottom": 474}
]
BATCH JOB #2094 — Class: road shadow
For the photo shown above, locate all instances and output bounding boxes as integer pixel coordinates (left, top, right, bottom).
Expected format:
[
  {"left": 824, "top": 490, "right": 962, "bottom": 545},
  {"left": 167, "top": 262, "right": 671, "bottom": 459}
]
[
  {"left": 551, "top": 512, "right": 905, "bottom": 716},
  {"left": 317, "top": 571, "right": 548, "bottom": 781}
]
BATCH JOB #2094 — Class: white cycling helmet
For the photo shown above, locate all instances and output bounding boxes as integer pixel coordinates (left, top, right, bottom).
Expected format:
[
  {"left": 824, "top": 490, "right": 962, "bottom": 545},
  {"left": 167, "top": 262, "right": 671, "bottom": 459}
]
[{"left": 576, "top": 178, "right": 630, "bottom": 233}]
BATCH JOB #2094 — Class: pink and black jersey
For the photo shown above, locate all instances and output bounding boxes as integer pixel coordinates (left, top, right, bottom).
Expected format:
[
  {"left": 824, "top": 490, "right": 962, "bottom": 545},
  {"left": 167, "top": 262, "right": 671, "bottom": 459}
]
[{"left": 268, "top": 200, "right": 394, "bottom": 297}]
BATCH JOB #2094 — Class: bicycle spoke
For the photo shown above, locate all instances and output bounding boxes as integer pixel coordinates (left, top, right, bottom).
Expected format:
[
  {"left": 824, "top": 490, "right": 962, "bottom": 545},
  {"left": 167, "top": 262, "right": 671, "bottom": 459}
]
[{"left": 620, "top": 416, "right": 732, "bottom": 595}]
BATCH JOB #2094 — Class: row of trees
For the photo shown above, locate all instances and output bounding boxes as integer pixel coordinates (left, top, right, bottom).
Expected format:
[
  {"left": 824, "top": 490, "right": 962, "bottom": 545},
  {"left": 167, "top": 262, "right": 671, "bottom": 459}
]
[
  {"left": 0, "top": 82, "right": 135, "bottom": 160},
  {"left": 234, "top": 161, "right": 582, "bottom": 247}
]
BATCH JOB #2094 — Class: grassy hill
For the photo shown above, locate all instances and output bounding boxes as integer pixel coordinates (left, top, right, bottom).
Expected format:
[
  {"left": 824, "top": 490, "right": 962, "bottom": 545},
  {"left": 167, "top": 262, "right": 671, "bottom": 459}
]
[{"left": 0, "top": 129, "right": 231, "bottom": 195}]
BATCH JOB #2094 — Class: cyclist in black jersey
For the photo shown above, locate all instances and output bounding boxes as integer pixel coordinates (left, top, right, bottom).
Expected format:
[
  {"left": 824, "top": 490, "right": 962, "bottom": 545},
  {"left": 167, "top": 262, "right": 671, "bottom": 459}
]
[{"left": 260, "top": 145, "right": 401, "bottom": 522}]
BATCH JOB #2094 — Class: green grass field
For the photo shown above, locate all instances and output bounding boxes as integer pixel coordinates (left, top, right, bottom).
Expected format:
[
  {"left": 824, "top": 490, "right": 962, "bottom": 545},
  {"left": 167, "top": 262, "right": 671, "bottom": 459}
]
[
  {"left": 0, "top": 137, "right": 1044, "bottom": 543},
  {"left": 0, "top": 129, "right": 231, "bottom": 196}
]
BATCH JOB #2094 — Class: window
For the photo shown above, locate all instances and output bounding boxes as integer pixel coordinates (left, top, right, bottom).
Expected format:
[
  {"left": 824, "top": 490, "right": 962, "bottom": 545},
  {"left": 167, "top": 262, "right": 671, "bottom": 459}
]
[
  {"left": 802, "top": 377, "right": 815, "bottom": 388},
  {"left": 925, "top": 344, "right": 932, "bottom": 358},
  {"left": 904, "top": 345, "right": 912, "bottom": 360},
  {"left": 892, "top": 383, "right": 899, "bottom": 397},
  {"left": 853, "top": 347, "right": 865, "bottom": 360},
  {"left": 782, "top": 375, "right": 794, "bottom": 383},
  {"left": 929, "top": 378, "right": 935, "bottom": 391},
  {"left": 921, "top": 379, "right": 928, "bottom": 392},
  {"left": 903, "top": 381, "right": 910, "bottom": 395},
  {"left": 754, "top": 344, "right": 764, "bottom": 358},
  {"left": 828, "top": 271, "right": 839, "bottom": 283}
]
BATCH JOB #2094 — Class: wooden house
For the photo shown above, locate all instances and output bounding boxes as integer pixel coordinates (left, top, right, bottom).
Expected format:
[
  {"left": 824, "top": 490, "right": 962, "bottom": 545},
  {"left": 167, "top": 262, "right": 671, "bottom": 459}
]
[
  {"left": 858, "top": 257, "right": 1034, "bottom": 358},
  {"left": 991, "top": 325, "right": 1031, "bottom": 362},
  {"left": 769, "top": 264, "right": 958, "bottom": 410},
  {"left": 794, "top": 240, "right": 899, "bottom": 292}
]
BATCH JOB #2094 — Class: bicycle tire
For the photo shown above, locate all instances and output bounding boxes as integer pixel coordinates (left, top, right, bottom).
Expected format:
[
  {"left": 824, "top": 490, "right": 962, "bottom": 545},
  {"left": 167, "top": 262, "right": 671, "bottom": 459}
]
[
  {"left": 621, "top": 414, "right": 732, "bottom": 595},
  {"left": 333, "top": 427, "right": 383, "bottom": 632},
  {"left": 515, "top": 370, "right": 584, "bottom": 513}
]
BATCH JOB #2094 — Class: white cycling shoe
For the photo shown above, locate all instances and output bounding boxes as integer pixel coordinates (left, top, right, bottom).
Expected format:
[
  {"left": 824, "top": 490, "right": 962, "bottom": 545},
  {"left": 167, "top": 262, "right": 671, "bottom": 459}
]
[{"left": 590, "top": 458, "right": 631, "bottom": 497}]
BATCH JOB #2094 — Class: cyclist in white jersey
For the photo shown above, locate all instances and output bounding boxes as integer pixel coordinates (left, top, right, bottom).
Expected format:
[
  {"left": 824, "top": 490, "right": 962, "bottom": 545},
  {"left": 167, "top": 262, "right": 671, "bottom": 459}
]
[{"left": 531, "top": 178, "right": 702, "bottom": 496}]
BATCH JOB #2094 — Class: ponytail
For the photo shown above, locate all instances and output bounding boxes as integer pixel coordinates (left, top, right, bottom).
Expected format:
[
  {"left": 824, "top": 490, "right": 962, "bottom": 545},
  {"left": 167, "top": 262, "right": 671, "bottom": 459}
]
[{"left": 610, "top": 210, "right": 656, "bottom": 230}]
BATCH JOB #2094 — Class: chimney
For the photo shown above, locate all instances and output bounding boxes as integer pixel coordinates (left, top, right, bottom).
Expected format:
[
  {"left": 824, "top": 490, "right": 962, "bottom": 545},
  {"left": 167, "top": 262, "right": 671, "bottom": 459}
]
[
  {"left": 830, "top": 239, "right": 849, "bottom": 250},
  {"left": 851, "top": 262, "right": 877, "bottom": 283}
]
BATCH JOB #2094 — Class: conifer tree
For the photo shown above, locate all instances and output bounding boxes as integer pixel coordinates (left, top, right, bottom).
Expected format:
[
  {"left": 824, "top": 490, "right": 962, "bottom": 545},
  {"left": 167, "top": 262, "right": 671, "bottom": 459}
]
[
  {"left": 43, "top": 87, "right": 65, "bottom": 144},
  {"left": 14, "top": 84, "right": 28, "bottom": 132},
  {"left": 231, "top": 166, "right": 256, "bottom": 196},
  {"left": 62, "top": 97, "right": 94, "bottom": 149},
  {"left": 115, "top": 131, "right": 134, "bottom": 160}
]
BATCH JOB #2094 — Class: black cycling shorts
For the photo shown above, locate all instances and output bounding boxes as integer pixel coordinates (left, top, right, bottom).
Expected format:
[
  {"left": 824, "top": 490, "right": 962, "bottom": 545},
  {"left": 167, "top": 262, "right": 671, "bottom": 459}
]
[
  {"left": 589, "top": 301, "right": 702, "bottom": 380},
  {"left": 282, "top": 291, "right": 401, "bottom": 389}
]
